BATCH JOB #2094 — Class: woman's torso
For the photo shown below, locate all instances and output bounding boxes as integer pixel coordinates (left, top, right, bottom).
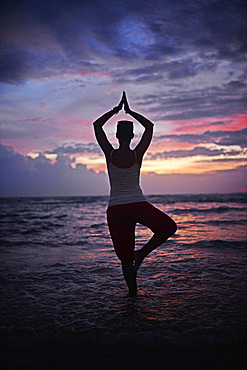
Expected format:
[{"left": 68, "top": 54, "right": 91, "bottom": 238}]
[{"left": 107, "top": 150, "right": 146, "bottom": 207}]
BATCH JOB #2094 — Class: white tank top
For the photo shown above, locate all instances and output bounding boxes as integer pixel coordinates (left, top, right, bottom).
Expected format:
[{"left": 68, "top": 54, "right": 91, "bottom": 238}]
[{"left": 107, "top": 150, "right": 146, "bottom": 207}]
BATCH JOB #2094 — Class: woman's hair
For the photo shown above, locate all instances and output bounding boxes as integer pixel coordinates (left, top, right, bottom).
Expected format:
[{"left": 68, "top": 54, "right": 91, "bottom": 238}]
[{"left": 116, "top": 120, "right": 134, "bottom": 140}]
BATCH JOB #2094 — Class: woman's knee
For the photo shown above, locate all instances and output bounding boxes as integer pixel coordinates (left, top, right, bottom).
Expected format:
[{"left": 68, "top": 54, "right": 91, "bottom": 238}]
[
  {"left": 155, "top": 218, "right": 177, "bottom": 239},
  {"left": 163, "top": 219, "right": 177, "bottom": 237},
  {"left": 170, "top": 219, "right": 177, "bottom": 236}
]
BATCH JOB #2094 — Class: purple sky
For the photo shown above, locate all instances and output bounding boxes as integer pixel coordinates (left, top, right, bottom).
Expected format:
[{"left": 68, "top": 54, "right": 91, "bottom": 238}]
[{"left": 0, "top": 0, "right": 246, "bottom": 196}]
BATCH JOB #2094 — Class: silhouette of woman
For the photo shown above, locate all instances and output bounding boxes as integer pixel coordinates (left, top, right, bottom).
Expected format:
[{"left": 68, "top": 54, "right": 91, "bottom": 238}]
[{"left": 93, "top": 92, "right": 177, "bottom": 297}]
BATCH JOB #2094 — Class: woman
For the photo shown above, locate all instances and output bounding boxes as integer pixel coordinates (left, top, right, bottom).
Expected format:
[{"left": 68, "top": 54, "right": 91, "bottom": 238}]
[{"left": 93, "top": 92, "right": 177, "bottom": 297}]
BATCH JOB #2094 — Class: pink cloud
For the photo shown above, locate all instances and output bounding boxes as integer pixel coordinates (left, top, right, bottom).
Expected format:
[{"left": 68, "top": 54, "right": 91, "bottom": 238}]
[
  {"left": 170, "top": 114, "right": 247, "bottom": 134},
  {"left": 0, "top": 138, "right": 43, "bottom": 156},
  {"left": 65, "top": 71, "right": 110, "bottom": 78},
  {"left": 37, "top": 104, "right": 46, "bottom": 110},
  {"left": 54, "top": 112, "right": 91, "bottom": 127},
  {"left": 106, "top": 87, "right": 121, "bottom": 95},
  {"left": 72, "top": 120, "right": 89, "bottom": 125}
]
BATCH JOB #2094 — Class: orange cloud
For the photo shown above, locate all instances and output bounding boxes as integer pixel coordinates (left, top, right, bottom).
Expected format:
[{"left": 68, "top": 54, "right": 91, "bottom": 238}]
[{"left": 141, "top": 156, "right": 246, "bottom": 175}]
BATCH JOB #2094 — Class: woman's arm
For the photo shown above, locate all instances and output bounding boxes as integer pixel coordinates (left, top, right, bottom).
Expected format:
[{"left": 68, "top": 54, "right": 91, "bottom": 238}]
[
  {"left": 123, "top": 92, "right": 154, "bottom": 159},
  {"left": 93, "top": 96, "right": 123, "bottom": 158}
]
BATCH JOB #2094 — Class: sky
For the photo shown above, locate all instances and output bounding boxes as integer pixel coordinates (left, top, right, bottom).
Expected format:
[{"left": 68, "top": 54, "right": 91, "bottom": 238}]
[{"left": 0, "top": 0, "right": 246, "bottom": 196}]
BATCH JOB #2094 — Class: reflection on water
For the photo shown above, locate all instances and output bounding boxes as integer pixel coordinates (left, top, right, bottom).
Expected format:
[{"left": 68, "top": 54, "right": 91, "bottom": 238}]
[{"left": 0, "top": 194, "right": 246, "bottom": 347}]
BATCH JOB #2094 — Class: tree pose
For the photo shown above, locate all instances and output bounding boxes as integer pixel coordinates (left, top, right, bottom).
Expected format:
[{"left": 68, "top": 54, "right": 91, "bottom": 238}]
[{"left": 93, "top": 92, "right": 177, "bottom": 297}]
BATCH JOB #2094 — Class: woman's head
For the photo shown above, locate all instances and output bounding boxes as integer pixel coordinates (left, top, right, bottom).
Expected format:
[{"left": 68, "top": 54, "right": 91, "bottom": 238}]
[{"left": 116, "top": 121, "right": 134, "bottom": 141}]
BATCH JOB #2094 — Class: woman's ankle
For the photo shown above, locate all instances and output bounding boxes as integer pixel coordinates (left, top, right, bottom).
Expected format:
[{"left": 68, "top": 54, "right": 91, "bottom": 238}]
[{"left": 128, "top": 288, "right": 137, "bottom": 297}]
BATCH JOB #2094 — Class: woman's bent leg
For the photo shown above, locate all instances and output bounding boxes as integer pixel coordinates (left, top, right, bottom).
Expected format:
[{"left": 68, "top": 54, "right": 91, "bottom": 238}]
[
  {"left": 134, "top": 232, "right": 170, "bottom": 272},
  {"left": 135, "top": 203, "right": 177, "bottom": 272}
]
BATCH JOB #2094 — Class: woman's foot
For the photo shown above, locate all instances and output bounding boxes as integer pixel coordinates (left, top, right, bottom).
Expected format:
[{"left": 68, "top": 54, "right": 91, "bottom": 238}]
[
  {"left": 134, "top": 249, "right": 144, "bottom": 273},
  {"left": 134, "top": 232, "right": 170, "bottom": 273}
]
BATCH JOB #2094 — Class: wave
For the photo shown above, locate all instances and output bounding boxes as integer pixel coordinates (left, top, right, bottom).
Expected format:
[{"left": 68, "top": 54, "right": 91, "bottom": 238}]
[
  {"left": 1, "top": 193, "right": 246, "bottom": 205},
  {"left": 9, "top": 196, "right": 110, "bottom": 205},
  {"left": 182, "top": 219, "right": 247, "bottom": 226},
  {"left": 171, "top": 206, "right": 247, "bottom": 214},
  {"left": 89, "top": 222, "right": 107, "bottom": 229},
  {"left": 180, "top": 239, "right": 246, "bottom": 249},
  {"left": 147, "top": 193, "right": 247, "bottom": 204}
]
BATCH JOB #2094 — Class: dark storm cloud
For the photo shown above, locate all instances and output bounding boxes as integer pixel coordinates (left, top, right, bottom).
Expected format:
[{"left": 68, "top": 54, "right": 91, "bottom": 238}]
[
  {"left": 0, "top": 0, "right": 246, "bottom": 83},
  {"left": 154, "top": 128, "right": 247, "bottom": 147}
]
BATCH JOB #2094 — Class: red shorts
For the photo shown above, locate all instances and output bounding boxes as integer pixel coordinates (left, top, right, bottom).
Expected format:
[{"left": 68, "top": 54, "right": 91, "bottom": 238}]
[{"left": 107, "top": 201, "right": 177, "bottom": 261}]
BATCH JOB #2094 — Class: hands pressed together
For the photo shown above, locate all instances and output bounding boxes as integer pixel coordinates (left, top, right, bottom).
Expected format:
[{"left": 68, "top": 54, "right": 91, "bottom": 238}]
[{"left": 113, "top": 91, "right": 131, "bottom": 114}]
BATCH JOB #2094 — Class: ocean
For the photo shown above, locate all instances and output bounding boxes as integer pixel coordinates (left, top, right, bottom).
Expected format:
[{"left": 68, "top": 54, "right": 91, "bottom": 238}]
[{"left": 0, "top": 193, "right": 246, "bottom": 369}]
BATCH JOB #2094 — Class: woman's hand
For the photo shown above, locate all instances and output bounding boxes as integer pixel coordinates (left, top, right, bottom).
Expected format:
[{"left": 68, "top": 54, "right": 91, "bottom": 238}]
[
  {"left": 113, "top": 93, "right": 124, "bottom": 114},
  {"left": 123, "top": 91, "right": 131, "bottom": 114},
  {"left": 117, "top": 93, "right": 124, "bottom": 112}
]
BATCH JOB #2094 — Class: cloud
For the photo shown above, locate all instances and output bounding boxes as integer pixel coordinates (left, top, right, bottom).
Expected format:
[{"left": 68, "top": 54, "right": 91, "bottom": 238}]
[
  {"left": 112, "top": 56, "right": 219, "bottom": 86},
  {"left": 1, "top": 144, "right": 246, "bottom": 196},
  {"left": 146, "top": 146, "right": 237, "bottom": 160},
  {"left": 0, "top": 144, "right": 108, "bottom": 197},
  {"left": 0, "top": 47, "right": 30, "bottom": 84},
  {"left": 141, "top": 165, "right": 247, "bottom": 194},
  {"left": 154, "top": 128, "right": 247, "bottom": 148},
  {"left": 137, "top": 81, "right": 247, "bottom": 121},
  {"left": 0, "top": 0, "right": 246, "bottom": 84},
  {"left": 0, "top": 0, "right": 246, "bottom": 196},
  {"left": 45, "top": 143, "right": 101, "bottom": 156}
]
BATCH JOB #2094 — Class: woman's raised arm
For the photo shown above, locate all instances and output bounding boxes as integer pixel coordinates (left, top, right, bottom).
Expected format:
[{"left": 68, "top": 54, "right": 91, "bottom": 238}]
[
  {"left": 123, "top": 92, "right": 154, "bottom": 159},
  {"left": 93, "top": 95, "right": 123, "bottom": 158}
]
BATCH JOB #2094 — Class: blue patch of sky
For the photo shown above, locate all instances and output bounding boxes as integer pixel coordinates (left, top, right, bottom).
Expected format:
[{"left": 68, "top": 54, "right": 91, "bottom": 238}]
[
  {"left": 116, "top": 17, "right": 156, "bottom": 55},
  {"left": 86, "top": 35, "right": 114, "bottom": 55}
]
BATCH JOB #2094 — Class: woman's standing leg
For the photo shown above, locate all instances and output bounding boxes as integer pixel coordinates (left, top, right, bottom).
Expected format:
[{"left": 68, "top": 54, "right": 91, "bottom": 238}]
[
  {"left": 107, "top": 205, "right": 137, "bottom": 296},
  {"left": 121, "top": 260, "right": 137, "bottom": 297}
]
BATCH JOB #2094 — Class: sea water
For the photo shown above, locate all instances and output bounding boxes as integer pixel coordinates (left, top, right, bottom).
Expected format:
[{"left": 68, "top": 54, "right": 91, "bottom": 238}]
[{"left": 0, "top": 194, "right": 246, "bottom": 348}]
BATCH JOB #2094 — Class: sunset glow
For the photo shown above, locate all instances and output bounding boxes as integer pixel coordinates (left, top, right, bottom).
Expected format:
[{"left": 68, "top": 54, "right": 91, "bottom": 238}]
[{"left": 0, "top": 0, "right": 246, "bottom": 196}]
